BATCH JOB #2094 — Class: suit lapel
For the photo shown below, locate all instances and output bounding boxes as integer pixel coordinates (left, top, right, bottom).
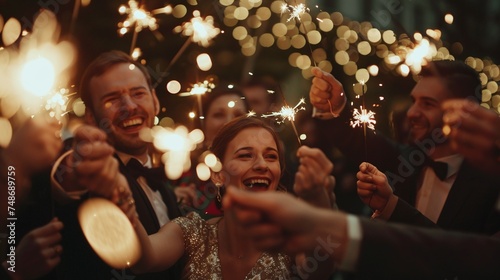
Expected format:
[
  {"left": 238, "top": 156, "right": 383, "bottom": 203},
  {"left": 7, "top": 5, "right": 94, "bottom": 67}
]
[
  {"left": 436, "top": 161, "right": 474, "bottom": 228},
  {"left": 116, "top": 156, "right": 161, "bottom": 234}
]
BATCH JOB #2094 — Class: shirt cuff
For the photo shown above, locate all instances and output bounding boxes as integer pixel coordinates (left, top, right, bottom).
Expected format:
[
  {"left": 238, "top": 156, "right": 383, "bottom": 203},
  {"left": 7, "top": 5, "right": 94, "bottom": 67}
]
[
  {"left": 371, "top": 195, "right": 398, "bottom": 220},
  {"left": 50, "top": 149, "right": 88, "bottom": 203},
  {"left": 338, "top": 214, "right": 362, "bottom": 272}
]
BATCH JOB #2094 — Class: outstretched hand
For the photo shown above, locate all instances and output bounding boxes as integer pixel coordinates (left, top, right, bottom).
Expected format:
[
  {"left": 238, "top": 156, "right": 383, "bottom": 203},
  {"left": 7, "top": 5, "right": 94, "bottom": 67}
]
[
  {"left": 70, "top": 125, "right": 118, "bottom": 198},
  {"left": 356, "top": 162, "right": 394, "bottom": 212},
  {"left": 223, "top": 187, "right": 347, "bottom": 264}
]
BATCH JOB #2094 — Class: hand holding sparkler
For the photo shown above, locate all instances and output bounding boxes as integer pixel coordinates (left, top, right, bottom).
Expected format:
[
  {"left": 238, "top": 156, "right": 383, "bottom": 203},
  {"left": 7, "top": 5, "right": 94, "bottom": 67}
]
[
  {"left": 310, "top": 67, "right": 346, "bottom": 118},
  {"left": 356, "top": 162, "right": 397, "bottom": 216},
  {"left": 61, "top": 125, "right": 119, "bottom": 197},
  {"left": 294, "top": 146, "right": 336, "bottom": 209},
  {"left": 442, "top": 99, "right": 500, "bottom": 175}
]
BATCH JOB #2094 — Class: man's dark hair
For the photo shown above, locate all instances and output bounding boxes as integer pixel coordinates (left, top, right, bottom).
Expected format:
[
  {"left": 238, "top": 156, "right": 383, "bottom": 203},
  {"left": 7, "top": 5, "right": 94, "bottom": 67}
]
[{"left": 420, "top": 60, "right": 481, "bottom": 103}]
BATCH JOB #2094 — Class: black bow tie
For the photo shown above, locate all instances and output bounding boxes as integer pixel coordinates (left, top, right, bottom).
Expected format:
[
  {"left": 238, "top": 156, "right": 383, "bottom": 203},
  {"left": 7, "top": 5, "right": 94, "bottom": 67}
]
[
  {"left": 424, "top": 158, "right": 449, "bottom": 181},
  {"left": 126, "top": 158, "right": 166, "bottom": 191}
]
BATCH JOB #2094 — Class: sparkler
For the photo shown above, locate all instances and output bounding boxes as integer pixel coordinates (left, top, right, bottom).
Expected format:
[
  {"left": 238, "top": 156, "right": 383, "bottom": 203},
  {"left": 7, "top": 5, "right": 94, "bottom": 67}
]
[
  {"left": 404, "top": 38, "right": 437, "bottom": 74},
  {"left": 246, "top": 110, "right": 257, "bottom": 117},
  {"left": 350, "top": 106, "right": 376, "bottom": 130},
  {"left": 281, "top": 2, "right": 309, "bottom": 22},
  {"left": 118, "top": 0, "right": 173, "bottom": 54},
  {"left": 142, "top": 125, "right": 205, "bottom": 180},
  {"left": 280, "top": 1, "right": 317, "bottom": 68},
  {"left": 152, "top": 11, "right": 220, "bottom": 88},
  {"left": 262, "top": 98, "right": 306, "bottom": 123},
  {"left": 351, "top": 81, "right": 377, "bottom": 207},
  {"left": 118, "top": 0, "right": 158, "bottom": 35},
  {"left": 178, "top": 79, "right": 216, "bottom": 126},
  {"left": 262, "top": 98, "right": 306, "bottom": 145},
  {"left": 179, "top": 10, "right": 220, "bottom": 47}
]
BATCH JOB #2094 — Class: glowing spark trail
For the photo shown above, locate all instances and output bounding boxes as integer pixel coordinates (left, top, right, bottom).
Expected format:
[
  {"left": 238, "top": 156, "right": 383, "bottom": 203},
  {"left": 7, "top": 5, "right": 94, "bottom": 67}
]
[
  {"left": 281, "top": 3, "right": 309, "bottom": 22},
  {"left": 261, "top": 98, "right": 306, "bottom": 124},
  {"left": 180, "top": 11, "right": 220, "bottom": 47},
  {"left": 118, "top": 0, "right": 158, "bottom": 35},
  {"left": 350, "top": 106, "right": 376, "bottom": 130},
  {"left": 262, "top": 98, "right": 306, "bottom": 146},
  {"left": 246, "top": 110, "right": 257, "bottom": 117}
]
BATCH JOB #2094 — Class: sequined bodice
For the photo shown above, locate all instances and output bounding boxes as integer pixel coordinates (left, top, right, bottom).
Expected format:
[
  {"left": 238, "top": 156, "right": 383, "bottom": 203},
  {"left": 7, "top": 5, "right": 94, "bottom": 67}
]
[{"left": 172, "top": 212, "right": 294, "bottom": 280}]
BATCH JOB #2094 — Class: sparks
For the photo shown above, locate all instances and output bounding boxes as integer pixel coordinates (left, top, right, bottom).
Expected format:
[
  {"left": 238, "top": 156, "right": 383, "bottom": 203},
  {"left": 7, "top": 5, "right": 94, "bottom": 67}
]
[
  {"left": 404, "top": 38, "right": 437, "bottom": 74},
  {"left": 281, "top": 2, "right": 309, "bottom": 22},
  {"left": 144, "top": 125, "right": 204, "bottom": 180},
  {"left": 188, "top": 80, "right": 216, "bottom": 96},
  {"left": 246, "top": 110, "right": 257, "bottom": 117},
  {"left": 118, "top": 0, "right": 158, "bottom": 35},
  {"left": 350, "top": 106, "right": 376, "bottom": 130},
  {"left": 180, "top": 11, "right": 220, "bottom": 47},
  {"left": 262, "top": 98, "right": 306, "bottom": 124},
  {"left": 43, "top": 88, "right": 76, "bottom": 121}
]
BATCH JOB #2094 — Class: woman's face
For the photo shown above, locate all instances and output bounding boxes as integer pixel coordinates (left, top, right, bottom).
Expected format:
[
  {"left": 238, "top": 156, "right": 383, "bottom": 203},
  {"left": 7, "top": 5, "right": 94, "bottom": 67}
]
[
  {"left": 204, "top": 94, "right": 246, "bottom": 146},
  {"left": 218, "top": 127, "right": 281, "bottom": 192}
]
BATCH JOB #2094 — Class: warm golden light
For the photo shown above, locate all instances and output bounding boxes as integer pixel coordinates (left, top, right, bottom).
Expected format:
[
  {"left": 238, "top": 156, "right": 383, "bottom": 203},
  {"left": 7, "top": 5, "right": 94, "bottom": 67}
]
[
  {"left": 196, "top": 53, "right": 213, "bottom": 71},
  {"left": 167, "top": 80, "right": 181, "bottom": 94},
  {"left": 444, "top": 14, "right": 454, "bottom": 24},
  {"left": 20, "top": 56, "right": 56, "bottom": 97},
  {"left": 350, "top": 106, "right": 376, "bottom": 130},
  {"left": 117, "top": 0, "right": 158, "bottom": 35},
  {"left": 262, "top": 98, "right": 306, "bottom": 123},
  {"left": 78, "top": 198, "right": 141, "bottom": 269},
  {"left": 181, "top": 11, "right": 220, "bottom": 47}
]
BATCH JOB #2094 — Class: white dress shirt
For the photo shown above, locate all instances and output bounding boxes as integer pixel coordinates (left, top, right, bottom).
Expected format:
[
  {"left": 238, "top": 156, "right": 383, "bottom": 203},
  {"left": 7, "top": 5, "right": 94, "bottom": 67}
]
[
  {"left": 415, "top": 154, "right": 464, "bottom": 223},
  {"left": 117, "top": 152, "right": 170, "bottom": 227}
]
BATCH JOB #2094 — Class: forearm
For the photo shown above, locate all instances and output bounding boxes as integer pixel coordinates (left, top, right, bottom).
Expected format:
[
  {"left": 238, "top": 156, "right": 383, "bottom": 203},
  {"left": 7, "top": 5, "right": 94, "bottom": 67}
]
[
  {"left": 130, "top": 216, "right": 157, "bottom": 273},
  {"left": 131, "top": 217, "right": 185, "bottom": 273}
]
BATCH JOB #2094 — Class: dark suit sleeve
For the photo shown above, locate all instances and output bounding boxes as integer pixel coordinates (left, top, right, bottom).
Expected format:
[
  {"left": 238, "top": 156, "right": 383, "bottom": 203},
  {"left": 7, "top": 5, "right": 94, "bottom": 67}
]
[
  {"left": 388, "top": 198, "right": 440, "bottom": 229},
  {"left": 356, "top": 218, "right": 500, "bottom": 280}
]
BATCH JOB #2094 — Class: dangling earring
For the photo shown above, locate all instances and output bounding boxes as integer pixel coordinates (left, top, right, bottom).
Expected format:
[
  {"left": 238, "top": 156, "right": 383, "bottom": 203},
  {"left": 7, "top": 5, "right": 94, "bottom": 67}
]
[{"left": 215, "top": 182, "right": 222, "bottom": 202}]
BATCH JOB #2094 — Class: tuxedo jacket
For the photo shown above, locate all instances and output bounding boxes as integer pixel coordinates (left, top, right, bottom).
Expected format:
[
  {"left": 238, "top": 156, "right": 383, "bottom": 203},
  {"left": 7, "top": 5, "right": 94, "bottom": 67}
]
[
  {"left": 319, "top": 107, "right": 500, "bottom": 234},
  {"left": 356, "top": 218, "right": 500, "bottom": 279}
]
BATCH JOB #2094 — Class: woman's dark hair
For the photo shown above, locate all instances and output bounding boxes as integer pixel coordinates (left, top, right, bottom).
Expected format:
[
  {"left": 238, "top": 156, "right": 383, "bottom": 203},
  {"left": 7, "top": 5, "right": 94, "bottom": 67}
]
[
  {"left": 210, "top": 116, "right": 286, "bottom": 209},
  {"left": 420, "top": 60, "right": 481, "bottom": 103},
  {"left": 79, "top": 50, "right": 153, "bottom": 112}
]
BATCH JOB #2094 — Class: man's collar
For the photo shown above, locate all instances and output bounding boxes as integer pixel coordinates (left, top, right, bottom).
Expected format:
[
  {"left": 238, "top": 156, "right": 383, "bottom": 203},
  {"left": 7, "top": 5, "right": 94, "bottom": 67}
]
[{"left": 115, "top": 151, "right": 152, "bottom": 168}]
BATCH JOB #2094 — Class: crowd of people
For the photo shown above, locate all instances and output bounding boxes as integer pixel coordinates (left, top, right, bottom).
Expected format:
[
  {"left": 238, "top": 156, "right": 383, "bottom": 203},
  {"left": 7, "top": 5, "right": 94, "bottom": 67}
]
[{"left": 1, "top": 49, "right": 499, "bottom": 280}]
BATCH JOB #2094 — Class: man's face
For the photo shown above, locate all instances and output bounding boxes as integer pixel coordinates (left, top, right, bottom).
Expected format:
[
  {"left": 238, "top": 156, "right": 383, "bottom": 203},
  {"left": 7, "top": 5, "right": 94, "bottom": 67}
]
[
  {"left": 407, "top": 76, "right": 452, "bottom": 144},
  {"left": 86, "top": 63, "right": 159, "bottom": 155}
]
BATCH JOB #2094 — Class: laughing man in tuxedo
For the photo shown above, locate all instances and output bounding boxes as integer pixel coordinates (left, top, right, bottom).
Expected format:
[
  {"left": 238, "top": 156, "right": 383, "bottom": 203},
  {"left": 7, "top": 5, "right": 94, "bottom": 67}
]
[{"left": 53, "top": 51, "right": 182, "bottom": 279}]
